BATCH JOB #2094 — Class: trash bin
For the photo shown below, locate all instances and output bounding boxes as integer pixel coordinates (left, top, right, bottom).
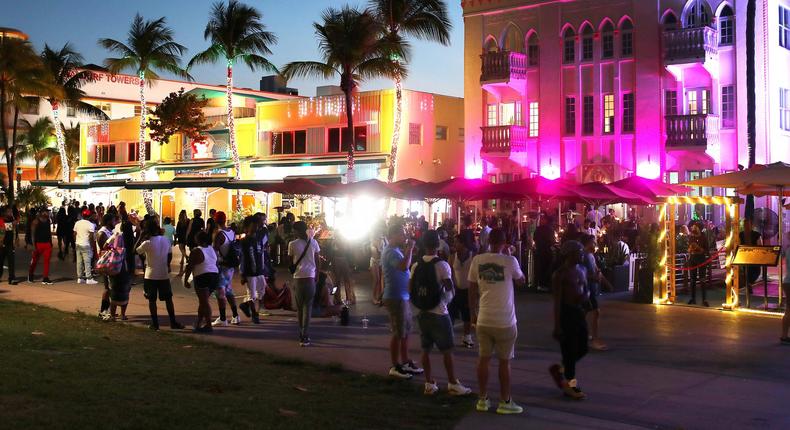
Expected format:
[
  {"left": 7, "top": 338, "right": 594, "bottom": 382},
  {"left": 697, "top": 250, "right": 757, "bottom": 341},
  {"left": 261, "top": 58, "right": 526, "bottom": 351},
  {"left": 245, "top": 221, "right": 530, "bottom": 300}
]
[
  {"left": 607, "top": 264, "right": 630, "bottom": 293},
  {"left": 633, "top": 258, "right": 654, "bottom": 304}
]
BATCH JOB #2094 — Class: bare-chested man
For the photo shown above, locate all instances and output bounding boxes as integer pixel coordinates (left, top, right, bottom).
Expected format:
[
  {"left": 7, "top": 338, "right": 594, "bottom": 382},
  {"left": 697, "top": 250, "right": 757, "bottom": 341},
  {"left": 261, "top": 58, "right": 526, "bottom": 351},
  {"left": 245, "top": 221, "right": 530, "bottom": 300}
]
[{"left": 548, "top": 240, "right": 589, "bottom": 400}]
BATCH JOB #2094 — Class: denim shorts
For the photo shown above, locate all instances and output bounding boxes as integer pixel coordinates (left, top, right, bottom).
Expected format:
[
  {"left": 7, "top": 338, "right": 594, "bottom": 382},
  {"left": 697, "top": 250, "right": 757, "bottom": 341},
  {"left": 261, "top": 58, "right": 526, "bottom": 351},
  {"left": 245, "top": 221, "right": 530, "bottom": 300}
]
[{"left": 417, "top": 312, "right": 454, "bottom": 352}]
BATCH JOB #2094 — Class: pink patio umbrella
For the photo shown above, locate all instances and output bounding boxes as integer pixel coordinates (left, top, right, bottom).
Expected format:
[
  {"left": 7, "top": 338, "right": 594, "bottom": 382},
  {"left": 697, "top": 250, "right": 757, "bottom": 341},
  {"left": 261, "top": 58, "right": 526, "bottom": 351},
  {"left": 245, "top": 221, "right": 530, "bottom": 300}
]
[
  {"left": 488, "top": 176, "right": 579, "bottom": 201},
  {"left": 423, "top": 178, "right": 498, "bottom": 230},
  {"left": 611, "top": 176, "right": 688, "bottom": 201},
  {"left": 574, "top": 182, "right": 654, "bottom": 206}
]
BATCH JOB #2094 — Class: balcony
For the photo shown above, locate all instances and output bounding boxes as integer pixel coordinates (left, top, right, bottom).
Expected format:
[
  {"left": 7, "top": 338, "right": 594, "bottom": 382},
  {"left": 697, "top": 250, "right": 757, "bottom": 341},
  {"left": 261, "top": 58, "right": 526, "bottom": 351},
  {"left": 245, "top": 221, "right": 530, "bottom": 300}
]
[
  {"left": 480, "top": 51, "right": 527, "bottom": 98},
  {"left": 480, "top": 125, "right": 529, "bottom": 161},
  {"left": 663, "top": 26, "right": 719, "bottom": 78},
  {"left": 665, "top": 114, "right": 719, "bottom": 148}
]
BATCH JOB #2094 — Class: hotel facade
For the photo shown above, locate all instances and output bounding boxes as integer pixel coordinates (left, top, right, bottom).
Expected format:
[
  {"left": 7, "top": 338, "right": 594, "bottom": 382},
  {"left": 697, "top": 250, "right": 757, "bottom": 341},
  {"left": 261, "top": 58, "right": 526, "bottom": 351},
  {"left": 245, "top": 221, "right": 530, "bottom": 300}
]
[{"left": 463, "top": 0, "right": 790, "bottom": 220}]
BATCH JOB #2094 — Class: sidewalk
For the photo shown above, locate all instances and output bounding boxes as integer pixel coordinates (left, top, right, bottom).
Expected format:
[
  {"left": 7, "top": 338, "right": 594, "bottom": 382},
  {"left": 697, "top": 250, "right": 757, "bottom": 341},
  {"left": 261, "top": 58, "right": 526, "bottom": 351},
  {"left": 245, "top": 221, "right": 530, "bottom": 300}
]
[{"left": 3, "top": 246, "right": 790, "bottom": 429}]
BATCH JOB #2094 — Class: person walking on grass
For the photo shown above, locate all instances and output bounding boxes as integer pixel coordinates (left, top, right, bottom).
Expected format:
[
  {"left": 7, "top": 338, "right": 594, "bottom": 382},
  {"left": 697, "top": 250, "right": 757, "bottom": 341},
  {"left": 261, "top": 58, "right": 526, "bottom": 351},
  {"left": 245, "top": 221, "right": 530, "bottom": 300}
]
[
  {"left": 410, "top": 230, "right": 472, "bottom": 397},
  {"left": 97, "top": 214, "right": 117, "bottom": 318},
  {"left": 74, "top": 211, "right": 98, "bottom": 285},
  {"left": 212, "top": 211, "right": 241, "bottom": 327},
  {"left": 549, "top": 240, "right": 590, "bottom": 400},
  {"left": 449, "top": 229, "right": 476, "bottom": 349},
  {"left": 288, "top": 221, "right": 321, "bottom": 347},
  {"left": 580, "top": 234, "right": 607, "bottom": 351},
  {"left": 184, "top": 231, "right": 219, "bottom": 333},
  {"left": 468, "top": 228, "right": 525, "bottom": 415},
  {"left": 382, "top": 223, "right": 423, "bottom": 379},
  {"left": 136, "top": 219, "right": 184, "bottom": 331},
  {"left": 239, "top": 216, "right": 266, "bottom": 324},
  {"left": 28, "top": 208, "right": 54, "bottom": 285},
  {"left": 0, "top": 206, "right": 18, "bottom": 285}
]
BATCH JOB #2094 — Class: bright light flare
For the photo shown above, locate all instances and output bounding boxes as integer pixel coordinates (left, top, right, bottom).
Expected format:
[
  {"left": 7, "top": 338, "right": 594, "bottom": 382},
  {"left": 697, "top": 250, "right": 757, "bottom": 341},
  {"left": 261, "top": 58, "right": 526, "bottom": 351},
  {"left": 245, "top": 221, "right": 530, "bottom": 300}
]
[{"left": 335, "top": 195, "right": 385, "bottom": 242}]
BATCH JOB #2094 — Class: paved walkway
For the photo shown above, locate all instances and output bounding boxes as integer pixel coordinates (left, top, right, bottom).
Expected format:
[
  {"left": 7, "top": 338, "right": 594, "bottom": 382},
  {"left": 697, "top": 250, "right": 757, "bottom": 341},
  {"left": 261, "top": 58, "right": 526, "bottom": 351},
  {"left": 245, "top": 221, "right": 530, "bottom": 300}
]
[{"left": 3, "top": 246, "right": 789, "bottom": 430}]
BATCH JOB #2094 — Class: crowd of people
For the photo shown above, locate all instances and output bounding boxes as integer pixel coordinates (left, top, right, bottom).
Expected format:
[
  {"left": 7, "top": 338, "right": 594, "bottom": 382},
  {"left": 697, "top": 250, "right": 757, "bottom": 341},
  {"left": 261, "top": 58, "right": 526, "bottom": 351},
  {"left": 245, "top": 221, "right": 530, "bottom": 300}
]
[{"left": 4, "top": 197, "right": 789, "bottom": 415}]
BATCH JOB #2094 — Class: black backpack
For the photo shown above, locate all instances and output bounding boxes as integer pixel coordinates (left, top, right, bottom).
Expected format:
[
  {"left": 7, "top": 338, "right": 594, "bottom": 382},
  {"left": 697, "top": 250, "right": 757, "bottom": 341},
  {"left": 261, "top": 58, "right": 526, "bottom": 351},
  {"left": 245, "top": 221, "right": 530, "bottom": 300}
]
[
  {"left": 410, "top": 257, "right": 443, "bottom": 311},
  {"left": 220, "top": 231, "right": 241, "bottom": 268}
]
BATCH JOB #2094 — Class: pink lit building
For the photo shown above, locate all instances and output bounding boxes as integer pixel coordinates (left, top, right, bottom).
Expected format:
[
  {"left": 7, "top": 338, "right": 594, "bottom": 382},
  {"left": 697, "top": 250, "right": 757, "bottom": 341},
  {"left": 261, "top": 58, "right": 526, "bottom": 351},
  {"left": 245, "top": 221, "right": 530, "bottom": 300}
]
[{"left": 463, "top": 0, "right": 790, "bottom": 220}]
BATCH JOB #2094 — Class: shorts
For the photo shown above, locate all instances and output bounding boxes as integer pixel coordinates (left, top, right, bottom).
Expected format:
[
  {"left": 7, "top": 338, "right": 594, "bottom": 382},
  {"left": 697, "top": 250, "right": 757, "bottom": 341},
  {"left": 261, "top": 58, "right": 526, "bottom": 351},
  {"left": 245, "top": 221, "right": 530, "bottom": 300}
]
[
  {"left": 588, "top": 282, "right": 600, "bottom": 310},
  {"left": 195, "top": 272, "right": 219, "bottom": 294},
  {"left": 476, "top": 324, "right": 518, "bottom": 359},
  {"left": 143, "top": 279, "right": 173, "bottom": 302},
  {"left": 384, "top": 299, "right": 412, "bottom": 338},
  {"left": 215, "top": 268, "right": 235, "bottom": 298},
  {"left": 417, "top": 312, "right": 454, "bottom": 352},
  {"left": 245, "top": 275, "right": 266, "bottom": 301}
]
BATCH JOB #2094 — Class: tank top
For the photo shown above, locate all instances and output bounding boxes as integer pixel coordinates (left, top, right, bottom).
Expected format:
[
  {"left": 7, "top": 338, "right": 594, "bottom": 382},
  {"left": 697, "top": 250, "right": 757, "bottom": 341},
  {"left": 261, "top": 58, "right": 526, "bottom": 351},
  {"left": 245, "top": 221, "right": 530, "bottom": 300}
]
[
  {"left": 34, "top": 219, "right": 52, "bottom": 243},
  {"left": 193, "top": 246, "right": 218, "bottom": 277},
  {"left": 452, "top": 253, "right": 473, "bottom": 290}
]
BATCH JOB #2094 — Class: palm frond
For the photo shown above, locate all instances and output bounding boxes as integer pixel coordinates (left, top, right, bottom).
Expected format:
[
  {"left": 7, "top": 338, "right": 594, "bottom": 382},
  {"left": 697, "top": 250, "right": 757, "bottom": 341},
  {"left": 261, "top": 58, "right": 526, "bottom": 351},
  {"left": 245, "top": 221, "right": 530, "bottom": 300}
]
[
  {"left": 239, "top": 54, "right": 278, "bottom": 73},
  {"left": 187, "top": 44, "right": 224, "bottom": 69},
  {"left": 280, "top": 61, "right": 337, "bottom": 81},
  {"left": 198, "top": 0, "right": 277, "bottom": 71}
]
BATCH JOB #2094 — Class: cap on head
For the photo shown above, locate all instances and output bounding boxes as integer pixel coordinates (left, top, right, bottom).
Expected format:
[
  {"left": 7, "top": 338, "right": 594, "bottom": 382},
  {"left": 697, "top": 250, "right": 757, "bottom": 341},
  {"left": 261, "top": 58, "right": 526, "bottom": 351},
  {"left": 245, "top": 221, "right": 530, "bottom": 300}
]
[
  {"left": 560, "top": 240, "right": 584, "bottom": 260},
  {"left": 422, "top": 230, "right": 440, "bottom": 249}
]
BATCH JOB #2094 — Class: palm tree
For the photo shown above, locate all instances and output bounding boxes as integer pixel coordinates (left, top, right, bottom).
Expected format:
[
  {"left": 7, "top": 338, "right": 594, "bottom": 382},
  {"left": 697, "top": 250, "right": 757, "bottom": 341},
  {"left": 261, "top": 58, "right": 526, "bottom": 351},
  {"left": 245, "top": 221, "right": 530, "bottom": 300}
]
[
  {"left": 17, "top": 118, "right": 58, "bottom": 180},
  {"left": 45, "top": 124, "right": 80, "bottom": 180},
  {"left": 189, "top": 0, "right": 277, "bottom": 210},
  {"left": 99, "top": 14, "right": 191, "bottom": 212},
  {"left": 41, "top": 43, "right": 106, "bottom": 183},
  {"left": 282, "top": 6, "right": 402, "bottom": 183},
  {"left": 745, "top": 0, "right": 756, "bottom": 220},
  {"left": 369, "top": 0, "right": 451, "bottom": 183},
  {"left": 0, "top": 37, "right": 57, "bottom": 203}
]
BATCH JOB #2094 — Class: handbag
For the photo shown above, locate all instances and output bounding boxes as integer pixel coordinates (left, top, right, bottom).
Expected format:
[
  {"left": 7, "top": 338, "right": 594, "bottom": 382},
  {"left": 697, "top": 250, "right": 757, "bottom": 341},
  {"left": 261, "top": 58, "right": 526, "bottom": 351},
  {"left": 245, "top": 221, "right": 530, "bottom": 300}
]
[
  {"left": 289, "top": 238, "right": 312, "bottom": 275},
  {"left": 95, "top": 233, "right": 126, "bottom": 276}
]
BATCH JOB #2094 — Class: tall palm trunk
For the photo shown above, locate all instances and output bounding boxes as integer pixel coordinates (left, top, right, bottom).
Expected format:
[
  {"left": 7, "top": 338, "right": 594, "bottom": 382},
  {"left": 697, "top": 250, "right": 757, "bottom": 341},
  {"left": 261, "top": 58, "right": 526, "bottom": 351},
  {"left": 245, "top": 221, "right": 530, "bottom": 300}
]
[
  {"left": 745, "top": 0, "right": 756, "bottom": 220},
  {"left": 387, "top": 69, "right": 402, "bottom": 183},
  {"left": 0, "top": 83, "right": 11, "bottom": 202},
  {"left": 226, "top": 61, "right": 242, "bottom": 211},
  {"left": 342, "top": 78, "right": 356, "bottom": 183},
  {"left": 50, "top": 100, "right": 69, "bottom": 182},
  {"left": 9, "top": 105, "right": 20, "bottom": 204},
  {"left": 139, "top": 70, "right": 153, "bottom": 214},
  {"left": 35, "top": 159, "right": 40, "bottom": 180}
]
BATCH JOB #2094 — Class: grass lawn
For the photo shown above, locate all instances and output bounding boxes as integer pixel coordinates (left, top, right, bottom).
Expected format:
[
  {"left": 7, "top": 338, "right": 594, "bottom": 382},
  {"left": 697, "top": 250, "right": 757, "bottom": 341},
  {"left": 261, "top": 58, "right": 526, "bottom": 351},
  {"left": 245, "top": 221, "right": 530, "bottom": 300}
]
[{"left": 0, "top": 300, "right": 471, "bottom": 429}]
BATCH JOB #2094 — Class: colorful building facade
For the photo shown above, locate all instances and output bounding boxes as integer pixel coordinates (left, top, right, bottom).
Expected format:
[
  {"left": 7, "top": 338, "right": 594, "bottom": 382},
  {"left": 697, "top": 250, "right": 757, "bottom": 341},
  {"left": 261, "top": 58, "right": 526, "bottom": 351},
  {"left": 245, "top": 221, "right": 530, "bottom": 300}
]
[
  {"left": 77, "top": 88, "right": 464, "bottom": 220},
  {"left": 463, "top": 0, "right": 790, "bottom": 221}
]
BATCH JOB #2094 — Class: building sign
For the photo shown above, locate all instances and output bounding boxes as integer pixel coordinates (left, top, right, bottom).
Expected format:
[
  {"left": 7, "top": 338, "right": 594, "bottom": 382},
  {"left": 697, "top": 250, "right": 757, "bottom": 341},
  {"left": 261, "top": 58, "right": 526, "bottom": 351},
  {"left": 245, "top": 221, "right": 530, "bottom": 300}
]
[
  {"left": 191, "top": 139, "right": 213, "bottom": 159},
  {"left": 174, "top": 168, "right": 228, "bottom": 175}
]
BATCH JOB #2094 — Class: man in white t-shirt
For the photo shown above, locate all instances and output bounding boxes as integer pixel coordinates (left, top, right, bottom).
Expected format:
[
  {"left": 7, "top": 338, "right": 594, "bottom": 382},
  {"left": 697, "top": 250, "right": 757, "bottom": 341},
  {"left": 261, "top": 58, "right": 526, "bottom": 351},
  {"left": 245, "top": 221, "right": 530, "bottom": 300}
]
[
  {"left": 410, "top": 230, "right": 472, "bottom": 397},
  {"left": 73, "top": 212, "right": 97, "bottom": 284},
  {"left": 468, "top": 228, "right": 525, "bottom": 415},
  {"left": 136, "top": 218, "right": 184, "bottom": 331}
]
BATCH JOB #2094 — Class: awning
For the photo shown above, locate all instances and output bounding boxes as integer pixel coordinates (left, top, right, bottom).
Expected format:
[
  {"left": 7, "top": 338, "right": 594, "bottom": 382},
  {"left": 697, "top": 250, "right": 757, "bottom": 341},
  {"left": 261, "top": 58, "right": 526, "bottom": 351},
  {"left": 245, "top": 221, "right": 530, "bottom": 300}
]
[
  {"left": 75, "top": 164, "right": 142, "bottom": 176},
  {"left": 154, "top": 157, "right": 253, "bottom": 173},
  {"left": 249, "top": 154, "right": 387, "bottom": 169}
]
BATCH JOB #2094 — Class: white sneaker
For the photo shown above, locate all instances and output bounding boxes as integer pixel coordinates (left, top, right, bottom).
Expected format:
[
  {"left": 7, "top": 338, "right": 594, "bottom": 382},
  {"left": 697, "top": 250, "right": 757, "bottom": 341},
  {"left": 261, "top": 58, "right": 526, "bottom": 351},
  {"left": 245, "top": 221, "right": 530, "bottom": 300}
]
[
  {"left": 388, "top": 365, "right": 413, "bottom": 379},
  {"left": 230, "top": 316, "right": 241, "bottom": 325},
  {"left": 448, "top": 380, "right": 472, "bottom": 396},
  {"left": 463, "top": 335, "right": 475, "bottom": 348},
  {"left": 77, "top": 278, "right": 86, "bottom": 284},
  {"left": 402, "top": 361, "right": 424, "bottom": 375},
  {"left": 424, "top": 381, "right": 439, "bottom": 395},
  {"left": 85, "top": 279, "right": 98, "bottom": 285},
  {"left": 211, "top": 317, "right": 228, "bottom": 327}
]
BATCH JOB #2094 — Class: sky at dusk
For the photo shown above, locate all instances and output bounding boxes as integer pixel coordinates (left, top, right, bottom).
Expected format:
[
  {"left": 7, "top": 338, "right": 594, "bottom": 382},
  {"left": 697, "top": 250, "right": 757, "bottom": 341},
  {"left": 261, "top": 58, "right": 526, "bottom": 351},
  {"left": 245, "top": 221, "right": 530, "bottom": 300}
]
[{"left": 0, "top": 0, "right": 464, "bottom": 97}]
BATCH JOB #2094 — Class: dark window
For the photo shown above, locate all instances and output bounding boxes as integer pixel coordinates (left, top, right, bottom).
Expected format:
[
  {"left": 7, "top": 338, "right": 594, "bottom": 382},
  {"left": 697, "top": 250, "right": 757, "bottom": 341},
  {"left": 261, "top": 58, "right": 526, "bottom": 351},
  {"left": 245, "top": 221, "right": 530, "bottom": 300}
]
[
  {"left": 564, "top": 97, "right": 576, "bottom": 135},
  {"left": 128, "top": 141, "right": 151, "bottom": 162},
  {"left": 528, "top": 43, "right": 539, "bottom": 66},
  {"left": 665, "top": 90, "right": 678, "bottom": 116},
  {"left": 602, "top": 33, "right": 614, "bottom": 58},
  {"left": 97, "top": 145, "right": 116, "bottom": 163},
  {"left": 271, "top": 130, "right": 307, "bottom": 155},
  {"left": 622, "top": 93, "right": 635, "bottom": 132},
  {"left": 621, "top": 32, "right": 633, "bottom": 56},
  {"left": 294, "top": 130, "right": 306, "bottom": 154},
  {"left": 435, "top": 125, "right": 448, "bottom": 140},
  {"left": 66, "top": 103, "right": 76, "bottom": 117},
  {"left": 22, "top": 97, "right": 39, "bottom": 115},
  {"left": 781, "top": 6, "right": 790, "bottom": 50},
  {"left": 328, "top": 128, "right": 341, "bottom": 153},
  {"left": 583, "top": 95, "right": 594, "bottom": 135},
  {"left": 563, "top": 39, "right": 575, "bottom": 63},
  {"left": 582, "top": 37, "right": 593, "bottom": 61},
  {"left": 721, "top": 86, "right": 736, "bottom": 128},
  {"left": 328, "top": 126, "right": 367, "bottom": 153},
  {"left": 353, "top": 125, "right": 367, "bottom": 151},
  {"left": 720, "top": 6, "right": 734, "bottom": 45}
]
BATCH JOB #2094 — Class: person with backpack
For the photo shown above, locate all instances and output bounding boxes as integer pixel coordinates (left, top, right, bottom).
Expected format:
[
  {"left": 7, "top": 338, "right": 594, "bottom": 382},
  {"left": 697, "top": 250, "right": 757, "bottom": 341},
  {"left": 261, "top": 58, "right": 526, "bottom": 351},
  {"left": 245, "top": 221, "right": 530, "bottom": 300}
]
[
  {"left": 410, "top": 230, "right": 472, "bottom": 397},
  {"left": 106, "top": 221, "right": 132, "bottom": 322},
  {"left": 382, "top": 223, "right": 423, "bottom": 379},
  {"left": 288, "top": 221, "right": 321, "bottom": 347},
  {"left": 211, "top": 211, "right": 241, "bottom": 326},
  {"left": 239, "top": 216, "right": 266, "bottom": 325},
  {"left": 468, "top": 228, "right": 525, "bottom": 415},
  {"left": 97, "top": 214, "right": 117, "bottom": 318}
]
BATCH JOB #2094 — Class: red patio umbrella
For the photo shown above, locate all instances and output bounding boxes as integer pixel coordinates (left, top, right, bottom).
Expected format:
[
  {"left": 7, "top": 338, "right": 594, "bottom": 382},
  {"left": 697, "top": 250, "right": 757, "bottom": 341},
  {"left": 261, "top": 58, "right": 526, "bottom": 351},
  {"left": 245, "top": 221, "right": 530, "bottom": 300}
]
[
  {"left": 488, "top": 177, "right": 579, "bottom": 201},
  {"left": 611, "top": 176, "right": 687, "bottom": 201},
  {"left": 425, "top": 178, "right": 497, "bottom": 201},
  {"left": 574, "top": 182, "right": 654, "bottom": 206},
  {"left": 391, "top": 178, "right": 431, "bottom": 200},
  {"left": 274, "top": 178, "right": 330, "bottom": 196}
]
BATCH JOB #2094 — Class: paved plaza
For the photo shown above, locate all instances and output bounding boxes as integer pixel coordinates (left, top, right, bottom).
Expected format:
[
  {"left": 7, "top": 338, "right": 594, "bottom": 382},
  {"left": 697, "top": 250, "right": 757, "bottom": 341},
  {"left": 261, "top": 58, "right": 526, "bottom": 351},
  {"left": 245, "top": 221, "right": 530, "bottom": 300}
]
[{"left": 3, "top": 246, "right": 789, "bottom": 430}]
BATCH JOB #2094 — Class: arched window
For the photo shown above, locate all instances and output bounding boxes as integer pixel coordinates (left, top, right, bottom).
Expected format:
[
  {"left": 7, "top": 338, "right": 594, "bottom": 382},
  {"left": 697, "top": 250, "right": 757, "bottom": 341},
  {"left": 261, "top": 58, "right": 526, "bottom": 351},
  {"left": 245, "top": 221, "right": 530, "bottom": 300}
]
[
  {"left": 601, "top": 20, "right": 615, "bottom": 59},
  {"left": 620, "top": 18, "right": 634, "bottom": 56},
  {"left": 662, "top": 11, "right": 679, "bottom": 31},
  {"left": 527, "top": 32, "right": 539, "bottom": 66},
  {"left": 562, "top": 26, "right": 576, "bottom": 64},
  {"left": 501, "top": 24, "right": 524, "bottom": 52},
  {"left": 684, "top": 0, "right": 711, "bottom": 28},
  {"left": 483, "top": 35, "right": 498, "bottom": 53},
  {"left": 718, "top": 5, "right": 734, "bottom": 45},
  {"left": 580, "top": 23, "right": 594, "bottom": 61}
]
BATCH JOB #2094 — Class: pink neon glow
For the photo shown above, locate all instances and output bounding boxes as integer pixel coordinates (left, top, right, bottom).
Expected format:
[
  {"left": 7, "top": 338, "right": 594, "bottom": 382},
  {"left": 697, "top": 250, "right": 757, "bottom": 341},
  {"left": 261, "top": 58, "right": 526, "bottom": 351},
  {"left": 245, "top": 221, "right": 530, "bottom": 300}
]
[
  {"left": 636, "top": 161, "right": 661, "bottom": 179},
  {"left": 540, "top": 164, "right": 560, "bottom": 180}
]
